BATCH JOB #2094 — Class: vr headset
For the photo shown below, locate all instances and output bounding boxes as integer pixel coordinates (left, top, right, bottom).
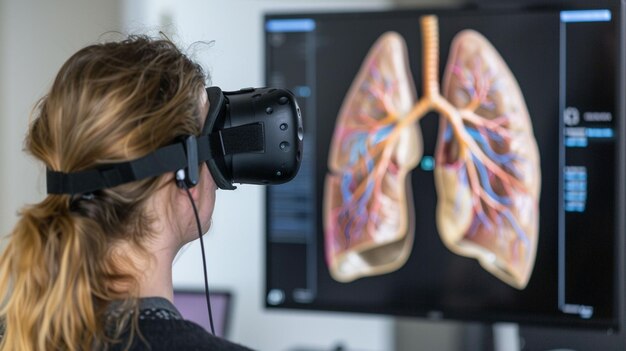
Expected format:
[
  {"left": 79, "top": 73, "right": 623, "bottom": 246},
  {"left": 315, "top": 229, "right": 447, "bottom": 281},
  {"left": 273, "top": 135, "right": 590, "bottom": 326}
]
[{"left": 46, "top": 87, "right": 303, "bottom": 194}]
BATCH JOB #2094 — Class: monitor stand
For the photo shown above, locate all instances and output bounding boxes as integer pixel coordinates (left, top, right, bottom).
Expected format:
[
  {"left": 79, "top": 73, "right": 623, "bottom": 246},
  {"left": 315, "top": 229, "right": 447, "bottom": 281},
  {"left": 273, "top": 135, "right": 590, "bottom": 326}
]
[
  {"left": 394, "top": 318, "right": 522, "bottom": 350},
  {"left": 493, "top": 323, "right": 521, "bottom": 351}
]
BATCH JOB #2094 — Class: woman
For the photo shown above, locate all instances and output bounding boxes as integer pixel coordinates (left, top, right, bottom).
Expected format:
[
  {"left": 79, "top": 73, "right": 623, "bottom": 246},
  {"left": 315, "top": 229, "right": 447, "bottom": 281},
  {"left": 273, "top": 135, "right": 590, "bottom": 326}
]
[{"left": 0, "top": 36, "right": 252, "bottom": 350}]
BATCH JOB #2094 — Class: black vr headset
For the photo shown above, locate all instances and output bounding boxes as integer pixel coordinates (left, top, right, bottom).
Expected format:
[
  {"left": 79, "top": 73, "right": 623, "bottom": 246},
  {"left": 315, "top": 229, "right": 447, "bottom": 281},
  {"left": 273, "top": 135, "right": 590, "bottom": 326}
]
[{"left": 46, "top": 87, "right": 303, "bottom": 194}]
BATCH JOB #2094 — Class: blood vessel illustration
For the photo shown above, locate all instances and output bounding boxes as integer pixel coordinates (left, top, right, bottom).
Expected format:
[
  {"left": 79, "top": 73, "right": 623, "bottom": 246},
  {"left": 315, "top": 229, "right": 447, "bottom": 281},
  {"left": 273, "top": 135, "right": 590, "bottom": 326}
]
[
  {"left": 324, "top": 32, "right": 422, "bottom": 282},
  {"left": 436, "top": 30, "right": 540, "bottom": 289},
  {"left": 324, "top": 15, "right": 541, "bottom": 288}
]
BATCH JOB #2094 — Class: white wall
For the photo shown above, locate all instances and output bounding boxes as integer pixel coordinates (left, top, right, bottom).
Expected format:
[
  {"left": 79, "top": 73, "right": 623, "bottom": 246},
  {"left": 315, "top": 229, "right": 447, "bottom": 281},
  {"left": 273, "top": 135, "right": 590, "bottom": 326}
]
[
  {"left": 0, "top": 1, "right": 123, "bottom": 233},
  {"left": 121, "top": 1, "right": 398, "bottom": 350},
  {"left": 0, "top": 0, "right": 5, "bottom": 232}
]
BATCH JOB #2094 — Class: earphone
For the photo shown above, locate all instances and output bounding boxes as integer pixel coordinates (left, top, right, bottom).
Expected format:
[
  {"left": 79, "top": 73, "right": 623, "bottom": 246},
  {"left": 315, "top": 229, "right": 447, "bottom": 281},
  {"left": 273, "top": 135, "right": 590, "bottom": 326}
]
[{"left": 175, "top": 169, "right": 187, "bottom": 188}]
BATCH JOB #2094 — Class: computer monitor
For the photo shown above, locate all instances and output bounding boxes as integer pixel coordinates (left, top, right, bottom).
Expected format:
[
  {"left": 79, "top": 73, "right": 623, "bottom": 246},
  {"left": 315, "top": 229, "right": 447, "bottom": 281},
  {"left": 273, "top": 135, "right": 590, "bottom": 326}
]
[
  {"left": 173, "top": 290, "right": 232, "bottom": 338},
  {"left": 264, "top": 0, "right": 625, "bottom": 330}
]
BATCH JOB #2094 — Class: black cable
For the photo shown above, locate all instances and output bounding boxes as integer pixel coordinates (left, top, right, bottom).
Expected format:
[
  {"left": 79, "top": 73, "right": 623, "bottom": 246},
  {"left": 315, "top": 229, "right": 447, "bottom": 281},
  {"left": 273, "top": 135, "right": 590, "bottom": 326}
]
[{"left": 182, "top": 183, "right": 216, "bottom": 335}]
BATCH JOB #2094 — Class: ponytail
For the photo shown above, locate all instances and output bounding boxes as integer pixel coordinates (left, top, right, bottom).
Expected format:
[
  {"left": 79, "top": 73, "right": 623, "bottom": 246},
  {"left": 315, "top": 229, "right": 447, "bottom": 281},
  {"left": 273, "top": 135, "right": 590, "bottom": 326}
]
[{"left": 0, "top": 195, "right": 110, "bottom": 350}]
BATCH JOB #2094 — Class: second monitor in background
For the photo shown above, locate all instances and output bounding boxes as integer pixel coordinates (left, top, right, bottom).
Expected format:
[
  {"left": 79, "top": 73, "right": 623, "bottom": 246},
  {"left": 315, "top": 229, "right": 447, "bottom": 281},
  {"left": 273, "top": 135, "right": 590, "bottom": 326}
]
[{"left": 173, "top": 289, "right": 233, "bottom": 338}]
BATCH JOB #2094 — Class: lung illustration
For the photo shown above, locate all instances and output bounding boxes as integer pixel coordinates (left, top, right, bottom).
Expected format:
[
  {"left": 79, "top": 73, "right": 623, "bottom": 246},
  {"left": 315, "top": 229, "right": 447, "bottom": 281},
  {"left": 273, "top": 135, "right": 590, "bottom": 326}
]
[
  {"left": 324, "top": 32, "right": 422, "bottom": 282},
  {"left": 435, "top": 30, "right": 541, "bottom": 289},
  {"left": 323, "top": 16, "right": 542, "bottom": 289}
]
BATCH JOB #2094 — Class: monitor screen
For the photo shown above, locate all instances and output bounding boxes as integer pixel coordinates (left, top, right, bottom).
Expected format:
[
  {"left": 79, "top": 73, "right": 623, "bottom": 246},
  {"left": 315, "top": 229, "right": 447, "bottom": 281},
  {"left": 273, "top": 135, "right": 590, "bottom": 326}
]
[
  {"left": 264, "top": 1, "right": 624, "bottom": 329},
  {"left": 173, "top": 290, "right": 232, "bottom": 338}
]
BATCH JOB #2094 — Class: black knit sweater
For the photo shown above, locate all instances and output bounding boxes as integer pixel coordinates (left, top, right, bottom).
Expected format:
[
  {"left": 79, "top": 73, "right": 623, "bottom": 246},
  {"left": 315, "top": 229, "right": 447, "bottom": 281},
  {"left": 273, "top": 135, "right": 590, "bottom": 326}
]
[{"left": 108, "top": 297, "right": 253, "bottom": 351}]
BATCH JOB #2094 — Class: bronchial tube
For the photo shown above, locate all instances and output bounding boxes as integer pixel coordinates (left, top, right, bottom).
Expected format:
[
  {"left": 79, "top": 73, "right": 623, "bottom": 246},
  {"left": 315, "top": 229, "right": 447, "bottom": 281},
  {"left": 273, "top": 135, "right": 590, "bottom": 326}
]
[{"left": 324, "top": 32, "right": 422, "bottom": 282}]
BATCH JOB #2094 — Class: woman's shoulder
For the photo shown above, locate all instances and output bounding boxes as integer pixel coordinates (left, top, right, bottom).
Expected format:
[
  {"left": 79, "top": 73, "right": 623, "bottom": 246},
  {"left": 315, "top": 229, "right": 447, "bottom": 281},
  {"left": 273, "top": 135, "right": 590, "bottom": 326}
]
[
  {"left": 131, "top": 318, "right": 253, "bottom": 351},
  {"left": 108, "top": 298, "right": 253, "bottom": 351}
]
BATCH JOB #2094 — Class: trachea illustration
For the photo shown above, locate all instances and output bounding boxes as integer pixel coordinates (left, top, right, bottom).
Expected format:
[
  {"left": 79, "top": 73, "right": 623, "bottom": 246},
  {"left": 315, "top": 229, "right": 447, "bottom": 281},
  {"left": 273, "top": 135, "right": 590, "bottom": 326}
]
[{"left": 324, "top": 16, "right": 541, "bottom": 289}]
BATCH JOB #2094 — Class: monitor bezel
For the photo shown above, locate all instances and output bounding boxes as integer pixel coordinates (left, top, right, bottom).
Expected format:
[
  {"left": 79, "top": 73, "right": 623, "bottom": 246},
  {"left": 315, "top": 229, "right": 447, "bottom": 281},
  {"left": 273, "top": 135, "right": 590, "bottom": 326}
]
[{"left": 263, "top": 0, "right": 626, "bottom": 331}]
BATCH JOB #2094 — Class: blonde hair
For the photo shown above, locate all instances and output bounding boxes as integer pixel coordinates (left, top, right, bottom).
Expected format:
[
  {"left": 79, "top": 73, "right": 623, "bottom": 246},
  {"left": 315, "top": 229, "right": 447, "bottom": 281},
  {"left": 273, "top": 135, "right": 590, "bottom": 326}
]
[{"left": 0, "top": 36, "right": 206, "bottom": 350}]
